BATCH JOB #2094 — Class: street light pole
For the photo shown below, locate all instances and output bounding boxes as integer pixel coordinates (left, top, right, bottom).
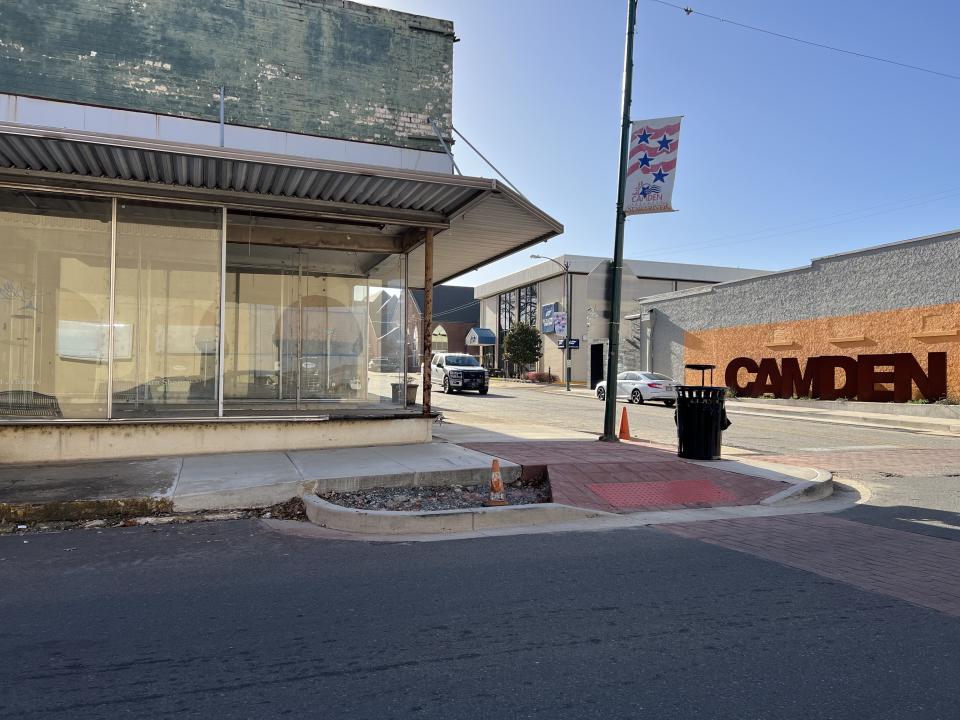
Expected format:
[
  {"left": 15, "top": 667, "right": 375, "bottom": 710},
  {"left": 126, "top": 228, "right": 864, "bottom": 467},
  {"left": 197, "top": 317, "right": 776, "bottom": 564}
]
[
  {"left": 602, "top": 0, "right": 639, "bottom": 441},
  {"left": 565, "top": 260, "right": 572, "bottom": 392},
  {"left": 531, "top": 254, "right": 572, "bottom": 391}
]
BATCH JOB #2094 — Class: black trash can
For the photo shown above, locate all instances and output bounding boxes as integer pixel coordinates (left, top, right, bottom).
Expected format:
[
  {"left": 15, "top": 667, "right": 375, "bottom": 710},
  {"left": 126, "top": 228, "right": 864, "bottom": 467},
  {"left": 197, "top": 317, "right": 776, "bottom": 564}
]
[
  {"left": 391, "top": 382, "right": 420, "bottom": 405},
  {"left": 675, "top": 385, "right": 730, "bottom": 460}
]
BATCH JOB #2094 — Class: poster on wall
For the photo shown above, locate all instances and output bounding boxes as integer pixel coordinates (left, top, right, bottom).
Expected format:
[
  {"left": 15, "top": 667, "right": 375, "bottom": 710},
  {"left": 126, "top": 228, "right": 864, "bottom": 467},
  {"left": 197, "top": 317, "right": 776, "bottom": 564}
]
[
  {"left": 541, "top": 302, "right": 558, "bottom": 334},
  {"left": 624, "top": 116, "right": 682, "bottom": 216},
  {"left": 554, "top": 311, "right": 567, "bottom": 336},
  {"left": 57, "top": 321, "right": 133, "bottom": 361}
]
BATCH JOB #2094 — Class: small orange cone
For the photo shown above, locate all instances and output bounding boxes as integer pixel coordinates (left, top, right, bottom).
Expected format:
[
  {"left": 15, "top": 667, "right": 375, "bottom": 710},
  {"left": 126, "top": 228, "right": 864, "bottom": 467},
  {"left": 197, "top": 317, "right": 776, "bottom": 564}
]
[
  {"left": 485, "top": 459, "right": 508, "bottom": 506},
  {"left": 618, "top": 406, "right": 632, "bottom": 440}
]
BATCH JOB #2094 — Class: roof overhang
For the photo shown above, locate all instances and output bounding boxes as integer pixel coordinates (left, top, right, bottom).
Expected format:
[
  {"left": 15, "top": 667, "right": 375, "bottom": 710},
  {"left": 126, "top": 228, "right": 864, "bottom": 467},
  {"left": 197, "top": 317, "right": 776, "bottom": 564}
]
[{"left": 0, "top": 122, "right": 562, "bottom": 285}]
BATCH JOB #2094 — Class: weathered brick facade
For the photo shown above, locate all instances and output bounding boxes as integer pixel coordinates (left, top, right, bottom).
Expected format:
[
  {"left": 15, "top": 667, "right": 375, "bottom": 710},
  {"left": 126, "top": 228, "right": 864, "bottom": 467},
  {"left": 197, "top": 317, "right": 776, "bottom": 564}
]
[{"left": 0, "top": 0, "right": 453, "bottom": 150}]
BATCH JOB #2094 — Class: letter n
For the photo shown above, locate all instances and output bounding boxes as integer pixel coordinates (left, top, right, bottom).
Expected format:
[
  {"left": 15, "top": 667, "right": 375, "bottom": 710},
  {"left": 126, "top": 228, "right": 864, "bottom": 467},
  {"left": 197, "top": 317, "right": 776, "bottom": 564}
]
[{"left": 894, "top": 352, "right": 947, "bottom": 402}]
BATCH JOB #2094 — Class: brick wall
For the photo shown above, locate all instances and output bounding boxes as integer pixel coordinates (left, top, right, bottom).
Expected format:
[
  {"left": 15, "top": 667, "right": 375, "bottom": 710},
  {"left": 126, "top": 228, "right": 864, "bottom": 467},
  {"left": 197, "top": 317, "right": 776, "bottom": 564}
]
[
  {"left": 633, "top": 232, "right": 960, "bottom": 398},
  {"left": 0, "top": 0, "right": 453, "bottom": 151}
]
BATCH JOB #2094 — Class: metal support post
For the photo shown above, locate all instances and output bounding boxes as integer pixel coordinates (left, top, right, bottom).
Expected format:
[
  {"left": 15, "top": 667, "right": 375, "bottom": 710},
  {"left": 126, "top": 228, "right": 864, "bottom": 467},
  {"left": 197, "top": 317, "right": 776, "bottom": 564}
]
[
  {"left": 421, "top": 228, "right": 434, "bottom": 416},
  {"left": 565, "top": 261, "right": 572, "bottom": 391}
]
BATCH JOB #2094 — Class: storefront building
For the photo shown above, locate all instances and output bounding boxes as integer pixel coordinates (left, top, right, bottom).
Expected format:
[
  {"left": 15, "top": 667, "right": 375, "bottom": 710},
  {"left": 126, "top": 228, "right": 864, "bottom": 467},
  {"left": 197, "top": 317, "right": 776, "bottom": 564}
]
[
  {"left": 628, "top": 231, "right": 960, "bottom": 402},
  {"left": 0, "top": 0, "right": 561, "bottom": 462},
  {"left": 476, "top": 255, "right": 766, "bottom": 384}
]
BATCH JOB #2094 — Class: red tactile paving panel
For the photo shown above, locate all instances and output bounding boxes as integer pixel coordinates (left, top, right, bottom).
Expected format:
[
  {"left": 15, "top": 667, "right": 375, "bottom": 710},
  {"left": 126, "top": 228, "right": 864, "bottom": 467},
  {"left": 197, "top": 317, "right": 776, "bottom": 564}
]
[{"left": 587, "top": 479, "right": 737, "bottom": 508}]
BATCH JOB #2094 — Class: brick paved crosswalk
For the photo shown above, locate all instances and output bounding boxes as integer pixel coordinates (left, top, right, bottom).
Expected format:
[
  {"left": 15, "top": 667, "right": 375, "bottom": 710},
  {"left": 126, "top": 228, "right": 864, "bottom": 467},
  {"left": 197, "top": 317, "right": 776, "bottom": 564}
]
[
  {"left": 465, "top": 440, "right": 787, "bottom": 513},
  {"left": 661, "top": 514, "right": 960, "bottom": 617},
  {"left": 761, "top": 448, "right": 960, "bottom": 476}
]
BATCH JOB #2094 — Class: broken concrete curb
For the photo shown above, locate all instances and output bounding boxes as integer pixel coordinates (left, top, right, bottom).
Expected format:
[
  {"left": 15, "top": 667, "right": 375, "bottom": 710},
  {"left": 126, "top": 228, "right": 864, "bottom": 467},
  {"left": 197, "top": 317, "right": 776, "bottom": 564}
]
[
  {"left": 0, "top": 497, "right": 173, "bottom": 524},
  {"left": 301, "top": 493, "right": 620, "bottom": 535}
]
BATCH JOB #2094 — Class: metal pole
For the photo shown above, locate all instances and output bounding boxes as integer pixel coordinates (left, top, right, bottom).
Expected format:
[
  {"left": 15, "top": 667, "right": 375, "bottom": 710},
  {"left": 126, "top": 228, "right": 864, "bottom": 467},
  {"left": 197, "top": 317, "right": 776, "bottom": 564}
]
[
  {"left": 401, "top": 253, "right": 408, "bottom": 407},
  {"left": 421, "top": 228, "right": 434, "bottom": 416},
  {"left": 217, "top": 207, "right": 226, "bottom": 417},
  {"left": 106, "top": 198, "right": 117, "bottom": 419},
  {"left": 602, "top": 0, "right": 638, "bottom": 441},
  {"left": 565, "top": 261, "right": 571, "bottom": 392},
  {"left": 219, "top": 86, "right": 225, "bottom": 148},
  {"left": 427, "top": 118, "right": 461, "bottom": 175}
]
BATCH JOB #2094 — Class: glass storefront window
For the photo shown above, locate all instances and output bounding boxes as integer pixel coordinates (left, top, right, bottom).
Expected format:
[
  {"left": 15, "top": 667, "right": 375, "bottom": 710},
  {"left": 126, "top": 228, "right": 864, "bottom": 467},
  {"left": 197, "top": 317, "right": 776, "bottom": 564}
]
[
  {"left": 223, "top": 213, "right": 406, "bottom": 414},
  {"left": 519, "top": 283, "right": 538, "bottom": 326},
  {"left": 112, "top": 202, "right": 222, "bottom": 418},
  {"left": 0, "top": 194, "right": 412, "bottom": 421},
  {"left": 0, "top": 190, "right": 112, "bottom": 419}
]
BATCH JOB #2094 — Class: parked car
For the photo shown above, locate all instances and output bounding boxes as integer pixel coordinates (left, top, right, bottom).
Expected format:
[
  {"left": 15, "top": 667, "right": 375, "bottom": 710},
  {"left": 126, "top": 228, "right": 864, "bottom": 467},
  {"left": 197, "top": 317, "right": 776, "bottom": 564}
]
[
  {"left": 430, "top": 352, "right": 489, "bottom": 394},
  {"left": 368, "top": 356, "right": 401, "bottom": 373},
  {"left": 595, "top": 371, "right": 677, "bottom": 406}
]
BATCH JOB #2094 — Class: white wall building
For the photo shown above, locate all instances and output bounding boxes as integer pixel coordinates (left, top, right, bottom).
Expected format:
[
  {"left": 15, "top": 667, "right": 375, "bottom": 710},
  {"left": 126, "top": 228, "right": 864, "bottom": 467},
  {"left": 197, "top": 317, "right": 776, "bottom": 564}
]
[{"left": 475, "top": 256, "right": 768, "bottom": 386}]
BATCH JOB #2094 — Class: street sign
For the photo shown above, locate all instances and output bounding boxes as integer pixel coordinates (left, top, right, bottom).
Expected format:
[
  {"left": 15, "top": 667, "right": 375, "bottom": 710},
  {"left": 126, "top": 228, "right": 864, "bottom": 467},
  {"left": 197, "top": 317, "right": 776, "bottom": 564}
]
[
  {"left": 557, "top": 338, "right": 566, "bottom": 349},
  {"left": 568, "top": 339, "right": 580, "bottom": 349}
]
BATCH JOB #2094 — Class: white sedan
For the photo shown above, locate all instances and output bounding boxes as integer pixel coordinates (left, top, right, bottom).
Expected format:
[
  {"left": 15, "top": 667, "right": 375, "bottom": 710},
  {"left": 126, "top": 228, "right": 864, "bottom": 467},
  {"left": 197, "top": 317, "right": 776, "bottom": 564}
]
[{"left": 595, "top": 371, "right": 678, "bottom": 406}]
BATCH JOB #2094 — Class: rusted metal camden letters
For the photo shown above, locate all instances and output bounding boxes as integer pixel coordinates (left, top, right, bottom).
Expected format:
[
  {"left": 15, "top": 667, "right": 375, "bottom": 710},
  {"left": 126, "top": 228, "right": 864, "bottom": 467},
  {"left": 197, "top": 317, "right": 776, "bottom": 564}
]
[{"left": 724, "top": 353, "right": 948, "bottom": 402}]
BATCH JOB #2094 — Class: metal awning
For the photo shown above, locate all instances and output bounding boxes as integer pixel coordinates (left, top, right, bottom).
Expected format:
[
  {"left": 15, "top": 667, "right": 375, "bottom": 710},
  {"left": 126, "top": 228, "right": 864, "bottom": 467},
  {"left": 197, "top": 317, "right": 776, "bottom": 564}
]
[
  {"left": 0, "top": 122, "right": 562, "bottom": 285},
  {"left": 466, "top": 328, "right": 497, "bottom": 346}
]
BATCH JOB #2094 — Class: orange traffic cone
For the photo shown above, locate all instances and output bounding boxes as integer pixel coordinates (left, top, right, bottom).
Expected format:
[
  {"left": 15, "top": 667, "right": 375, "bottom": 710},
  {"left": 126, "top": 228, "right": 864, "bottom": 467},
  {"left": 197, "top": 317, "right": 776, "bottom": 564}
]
[
  {"left": 618, "top": 406, "right": 632, "bottom": 440},
  {"left": 485, "top": 459, "right": 508, "bottom": 506}
]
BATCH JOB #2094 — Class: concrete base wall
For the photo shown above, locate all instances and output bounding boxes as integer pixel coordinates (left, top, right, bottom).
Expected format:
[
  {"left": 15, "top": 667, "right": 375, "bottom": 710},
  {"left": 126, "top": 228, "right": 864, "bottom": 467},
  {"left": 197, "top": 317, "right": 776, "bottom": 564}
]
[{"left": 0, "top": 417, "right": 432, "bottom": 465}]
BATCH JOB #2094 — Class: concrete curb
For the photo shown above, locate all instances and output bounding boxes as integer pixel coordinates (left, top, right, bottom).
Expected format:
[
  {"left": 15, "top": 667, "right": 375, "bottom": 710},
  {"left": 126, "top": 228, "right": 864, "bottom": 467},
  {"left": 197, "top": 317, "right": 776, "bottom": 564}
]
[
  {"left": 728, "top": 405, "right": 960, "bottom": 436},
  {"left": 759, "top": 467, "right": 834, "bottom": 505},
  {"left": 301, "top": 494, "right": 620, "bottom": 535},
  {"left": 683, "top": 456, "right": 835, "bottom": 506}
]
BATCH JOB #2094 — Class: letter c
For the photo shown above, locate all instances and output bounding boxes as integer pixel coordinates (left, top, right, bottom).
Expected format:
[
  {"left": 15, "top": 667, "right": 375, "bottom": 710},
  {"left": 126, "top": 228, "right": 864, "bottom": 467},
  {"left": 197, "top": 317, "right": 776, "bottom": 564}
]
[{"left": 725, "top": 357, "right": 759, "bottom": 395}]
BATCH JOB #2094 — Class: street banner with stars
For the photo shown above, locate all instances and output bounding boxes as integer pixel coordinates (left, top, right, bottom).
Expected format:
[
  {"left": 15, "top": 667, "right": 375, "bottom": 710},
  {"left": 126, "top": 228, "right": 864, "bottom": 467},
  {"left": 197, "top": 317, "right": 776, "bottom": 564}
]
[{"left": 624, "top": 116, "right": 682, "bottom": 215}]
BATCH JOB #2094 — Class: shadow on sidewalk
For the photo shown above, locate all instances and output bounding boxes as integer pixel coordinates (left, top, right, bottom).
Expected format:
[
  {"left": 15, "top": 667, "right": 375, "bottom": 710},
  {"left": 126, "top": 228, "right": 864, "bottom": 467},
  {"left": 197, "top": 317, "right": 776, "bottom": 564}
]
[{"left": 838, "top": 503, "right": 960, "bottom": 542}]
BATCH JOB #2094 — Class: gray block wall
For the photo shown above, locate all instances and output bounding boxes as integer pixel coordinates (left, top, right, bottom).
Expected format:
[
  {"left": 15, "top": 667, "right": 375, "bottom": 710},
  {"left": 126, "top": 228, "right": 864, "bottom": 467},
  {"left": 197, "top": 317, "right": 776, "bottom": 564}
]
[
  {"left": 0, "top": 0, "right": 453, "bottom": 151},
  {"left": 632, "top": 231, "right": 960, "bottom": 381}
]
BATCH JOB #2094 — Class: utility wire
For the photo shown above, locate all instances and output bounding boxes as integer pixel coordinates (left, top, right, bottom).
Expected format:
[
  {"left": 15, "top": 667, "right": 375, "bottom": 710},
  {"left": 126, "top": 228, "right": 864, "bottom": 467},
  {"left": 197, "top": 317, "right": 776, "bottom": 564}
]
[
  {"left": 644, "top": 185, "right": 960, "bottom": 257},
  {"left": 432, "top": 297, "right": 480, "bottom": 318},
  {"left": 648, "top": 0, "right": 960, "bottom": 82},
  {"left": 644, "top": 189, "right": 960, "bottom": 260}
]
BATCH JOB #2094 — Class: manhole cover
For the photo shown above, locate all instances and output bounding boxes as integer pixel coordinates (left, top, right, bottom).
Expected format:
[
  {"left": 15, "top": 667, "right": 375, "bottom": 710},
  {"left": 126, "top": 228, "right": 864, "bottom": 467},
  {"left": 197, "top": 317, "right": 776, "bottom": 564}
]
[{"left": 587, "top": 479, "right": 737, "bottom": 508}]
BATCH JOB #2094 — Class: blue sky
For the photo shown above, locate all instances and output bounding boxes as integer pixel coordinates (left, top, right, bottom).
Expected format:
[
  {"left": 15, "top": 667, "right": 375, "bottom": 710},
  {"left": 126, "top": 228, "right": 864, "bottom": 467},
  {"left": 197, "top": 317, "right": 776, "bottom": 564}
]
[{"left": 365, "top": 0, "right": 960, "bottom": 286}]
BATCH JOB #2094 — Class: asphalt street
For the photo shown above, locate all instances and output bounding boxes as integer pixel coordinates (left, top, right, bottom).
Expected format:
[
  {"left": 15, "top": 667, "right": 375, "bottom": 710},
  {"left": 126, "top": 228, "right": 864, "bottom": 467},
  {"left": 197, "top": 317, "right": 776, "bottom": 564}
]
[
  {"left": 6, "top": 384, "right": 960, "bottom": 718},
  {"left": 434, "top": 384, "right": 960, "bottom": 539},
  {"left": 432, "top": 382, "right": 960, "bottom": 454},
  {"left": 5, "top": 520, "right": 960, "bottom": 720}
]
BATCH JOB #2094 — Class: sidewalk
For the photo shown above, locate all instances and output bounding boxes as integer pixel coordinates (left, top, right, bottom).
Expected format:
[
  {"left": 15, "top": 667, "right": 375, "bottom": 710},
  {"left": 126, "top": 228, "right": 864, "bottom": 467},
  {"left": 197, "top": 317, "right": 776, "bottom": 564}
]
[
  {"left": 726, "top": 398, "right": 960, "bottom": 435},
  {"left": 0, "top": 443, "right": 521, "bottom": 522}
]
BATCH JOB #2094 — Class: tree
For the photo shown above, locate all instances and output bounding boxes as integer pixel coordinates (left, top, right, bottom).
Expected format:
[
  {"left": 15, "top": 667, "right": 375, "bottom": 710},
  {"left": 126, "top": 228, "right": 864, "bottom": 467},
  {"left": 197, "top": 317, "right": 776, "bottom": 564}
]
[{"left": 502, "top": 322, "right": 543, "bottom": 375}]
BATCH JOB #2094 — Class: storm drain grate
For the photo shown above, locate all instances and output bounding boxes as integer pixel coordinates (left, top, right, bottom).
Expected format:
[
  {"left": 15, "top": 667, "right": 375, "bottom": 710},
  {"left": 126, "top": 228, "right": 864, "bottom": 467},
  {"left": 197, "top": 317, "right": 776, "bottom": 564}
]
[{"left": 587, "top": 479, "right": 738, "bottom": 508}]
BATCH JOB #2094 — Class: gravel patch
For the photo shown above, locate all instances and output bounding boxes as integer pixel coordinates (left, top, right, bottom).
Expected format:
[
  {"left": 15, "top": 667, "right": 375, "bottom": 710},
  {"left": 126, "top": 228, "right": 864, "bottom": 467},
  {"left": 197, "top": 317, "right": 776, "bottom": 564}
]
[{"left": 320, "top": 479, "right": 550, "bottom": 512}]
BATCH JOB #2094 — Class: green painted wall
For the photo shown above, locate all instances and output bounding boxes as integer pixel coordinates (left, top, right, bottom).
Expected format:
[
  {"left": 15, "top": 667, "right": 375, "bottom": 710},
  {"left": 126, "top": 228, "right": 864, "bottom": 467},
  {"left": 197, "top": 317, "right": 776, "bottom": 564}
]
[{"left": 0, "top": 0, "right": 453, "bottom": 151}]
